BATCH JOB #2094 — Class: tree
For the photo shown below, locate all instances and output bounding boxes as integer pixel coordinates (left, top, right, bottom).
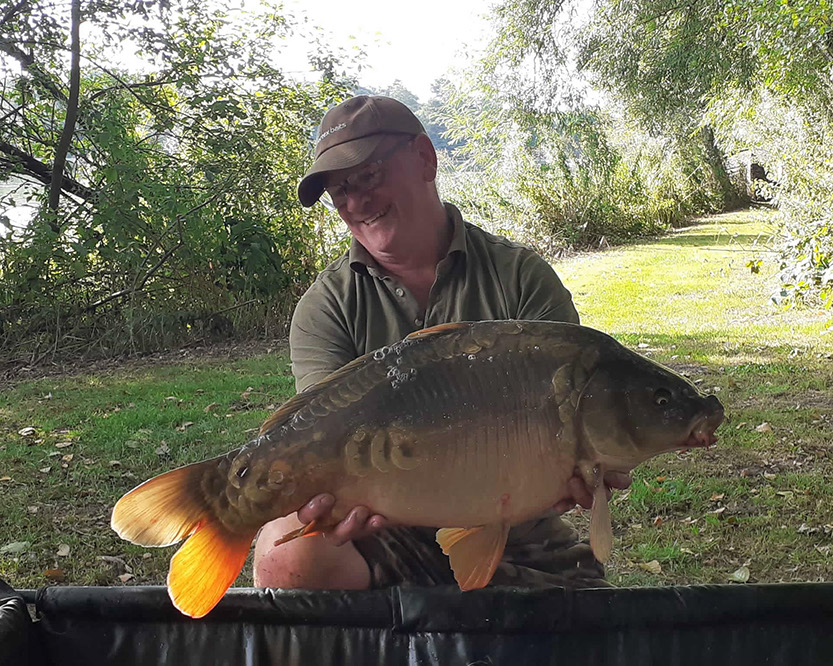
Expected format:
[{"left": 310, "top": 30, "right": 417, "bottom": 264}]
[{"left": 0, "top": 0, "right": 354, "bottom": 362}]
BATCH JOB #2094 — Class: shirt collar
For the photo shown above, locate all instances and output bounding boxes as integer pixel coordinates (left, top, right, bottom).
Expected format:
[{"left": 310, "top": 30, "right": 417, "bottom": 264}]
[{"left": 348, "top": 202, "right": 467, "bottom": 275}]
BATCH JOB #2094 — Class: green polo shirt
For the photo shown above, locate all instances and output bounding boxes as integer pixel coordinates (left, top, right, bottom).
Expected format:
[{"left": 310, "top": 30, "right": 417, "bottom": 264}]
[{"left": 289, "top": 202, "right": 579, "bottom": 392}]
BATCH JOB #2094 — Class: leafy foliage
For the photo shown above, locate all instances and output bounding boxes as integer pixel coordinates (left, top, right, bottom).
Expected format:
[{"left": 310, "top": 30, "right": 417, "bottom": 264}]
[
  {"left": 577, "top": 0, "right": 833, "bottom": 305},
  {"left": 0, "top": 0, "right": 353, "bottom": 364},
  {"left": 479, "top": 0, "right": 833, "bottom": 306}
]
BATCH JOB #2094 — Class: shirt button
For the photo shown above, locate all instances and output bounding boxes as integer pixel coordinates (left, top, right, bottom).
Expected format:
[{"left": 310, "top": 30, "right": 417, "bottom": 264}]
[
  {"left": 395, "top": 288, "right": 405, "bottom": 297},
  {"left": 414, "top": 318, "right": 423, "bottom": 327}
]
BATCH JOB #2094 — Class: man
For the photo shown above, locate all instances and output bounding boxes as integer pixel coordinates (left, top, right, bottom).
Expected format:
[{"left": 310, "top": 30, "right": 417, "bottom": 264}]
[{"left": 253, "top": 95, "right": 629, "bottom": 590}]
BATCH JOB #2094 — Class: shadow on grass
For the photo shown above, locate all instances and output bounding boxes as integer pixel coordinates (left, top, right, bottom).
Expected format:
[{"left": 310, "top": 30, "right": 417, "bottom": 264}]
[{"left": 653, "top": 233, "right": 772, "bottom": 248}]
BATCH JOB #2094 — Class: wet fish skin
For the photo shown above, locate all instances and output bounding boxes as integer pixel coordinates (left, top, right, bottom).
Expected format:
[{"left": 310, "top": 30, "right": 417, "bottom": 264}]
[{"left": 111, "top": 320, "right": 724, "bottom": 618}]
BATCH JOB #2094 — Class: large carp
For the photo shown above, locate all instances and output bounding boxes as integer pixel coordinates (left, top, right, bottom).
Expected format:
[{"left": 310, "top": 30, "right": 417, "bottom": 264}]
[{"left": 112, "top": 320, "right": 724, "bottom": 618}]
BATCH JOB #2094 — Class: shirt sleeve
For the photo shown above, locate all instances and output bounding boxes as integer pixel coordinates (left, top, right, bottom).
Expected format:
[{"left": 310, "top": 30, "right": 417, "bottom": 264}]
[
  {"left": 288, "top": 283, "right": 357, "bottom": 393},
  {"left": 514, "top": 251, "right": 580, "bottom": 324}
]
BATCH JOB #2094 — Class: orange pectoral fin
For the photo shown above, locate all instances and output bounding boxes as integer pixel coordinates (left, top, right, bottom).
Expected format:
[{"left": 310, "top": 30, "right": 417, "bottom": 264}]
[
  {"left": 272, "top": 518, "right": 337, "bottom": 547},
  {"left": 436, "top": 523, "right": 510, "bottom": 591},
  {"left": 167, "top": 521, "right": 256, "bottom": 619}
]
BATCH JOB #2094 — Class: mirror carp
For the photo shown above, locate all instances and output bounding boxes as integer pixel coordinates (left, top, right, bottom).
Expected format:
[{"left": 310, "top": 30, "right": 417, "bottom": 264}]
[{"left": 112, "top": 320, "right": 724, "bottom": 618}]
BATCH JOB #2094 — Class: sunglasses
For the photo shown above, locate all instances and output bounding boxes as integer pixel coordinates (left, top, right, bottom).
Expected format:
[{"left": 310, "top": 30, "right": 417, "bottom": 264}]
[{"left": 320, "top": 136, "right": 414, "bottom": 211}]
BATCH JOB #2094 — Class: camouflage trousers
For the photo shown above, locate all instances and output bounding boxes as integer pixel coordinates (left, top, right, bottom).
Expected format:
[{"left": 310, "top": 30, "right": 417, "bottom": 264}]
[{"left": 353, "top": 510, "right": 609, "bottom": 589}]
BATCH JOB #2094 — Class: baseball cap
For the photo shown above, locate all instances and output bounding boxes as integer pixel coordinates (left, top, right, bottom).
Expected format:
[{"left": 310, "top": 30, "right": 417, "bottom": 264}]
[{"left": 298, "top": 95, "right": 426, "bottom": 207}]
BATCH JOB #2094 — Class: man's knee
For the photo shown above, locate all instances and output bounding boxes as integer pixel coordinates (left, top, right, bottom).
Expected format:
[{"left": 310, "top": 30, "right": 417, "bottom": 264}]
[{"left": 253, "top": 515, "right": 371, "bottom": 590}]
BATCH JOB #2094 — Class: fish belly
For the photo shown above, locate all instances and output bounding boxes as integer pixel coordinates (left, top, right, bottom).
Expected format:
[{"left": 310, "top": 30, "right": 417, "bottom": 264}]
[{"left": 332, "top": 406, "right": 577, "bottom": 529}]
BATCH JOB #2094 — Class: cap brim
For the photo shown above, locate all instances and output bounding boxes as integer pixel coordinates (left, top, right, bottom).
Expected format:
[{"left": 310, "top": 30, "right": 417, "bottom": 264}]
[{"left": 298, "top": 134, "right": 387, "bottom": 207}]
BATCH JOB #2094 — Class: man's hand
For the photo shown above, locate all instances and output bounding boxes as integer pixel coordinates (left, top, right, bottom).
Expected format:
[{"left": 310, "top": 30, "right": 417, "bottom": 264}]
[
  {"left": 553, "top": 471, "right": 632, "bottom": 514},
  {"left": 297, "top": 494, "right": 392, "bottom": 546}
]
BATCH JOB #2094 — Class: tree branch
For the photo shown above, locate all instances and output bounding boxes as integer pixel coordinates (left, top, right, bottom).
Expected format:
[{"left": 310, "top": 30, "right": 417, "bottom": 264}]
[
  {"left": 0, "top": 39, "right": 66, "bottom": 102},
  {"left": 0, "top": 140, "right": 95, "bottom": 200},
  {"left": 0, "top": 0, "right": 29, "bottom": 28},
  {"left": 48, "top": 0, "right": 81, "bottom": 220}
]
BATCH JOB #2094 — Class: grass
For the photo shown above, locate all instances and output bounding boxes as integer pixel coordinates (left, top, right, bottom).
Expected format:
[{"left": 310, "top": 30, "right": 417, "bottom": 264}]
[
  {"left": 1, "top": 206, "right": 831, "bottom": 592},
  {"left": 557, "top": 207, "right": 833, "bottom": 586},
  {"left": 0, "top": 346, "right": 296, "bottom": 589}
]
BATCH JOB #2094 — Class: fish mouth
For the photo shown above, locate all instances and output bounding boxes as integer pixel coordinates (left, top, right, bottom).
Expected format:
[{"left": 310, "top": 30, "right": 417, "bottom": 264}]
[{"left": 682, "top": 405, "right": 725, "bottom": 450}]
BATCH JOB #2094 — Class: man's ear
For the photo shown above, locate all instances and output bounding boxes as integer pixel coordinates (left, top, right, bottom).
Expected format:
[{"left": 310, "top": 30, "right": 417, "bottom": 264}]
[{"left": 413, "top": 133, "right": 438, "bottom": 182}]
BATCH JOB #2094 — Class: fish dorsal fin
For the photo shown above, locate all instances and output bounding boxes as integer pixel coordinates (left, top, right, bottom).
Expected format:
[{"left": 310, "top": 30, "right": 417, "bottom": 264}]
[
  {"left": 590, "top": 475, "right": 613, "bottom": 563},
  {"left": 436, "top": 522, "right": 510, "bottom": 591},
  {"left": 258, "top": 353, "right": 379, "bottom": 435},
  {"left": 406, "top": 322, "right": 470, "bottom": 341},
  {"left": 261, "top": 323, "right": 472, "bottom": 436}
]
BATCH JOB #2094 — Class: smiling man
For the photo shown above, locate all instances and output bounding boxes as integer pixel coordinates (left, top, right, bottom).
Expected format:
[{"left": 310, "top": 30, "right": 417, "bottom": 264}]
[{"left": 252, "top": 95, "right": 630, "bottom": 591}]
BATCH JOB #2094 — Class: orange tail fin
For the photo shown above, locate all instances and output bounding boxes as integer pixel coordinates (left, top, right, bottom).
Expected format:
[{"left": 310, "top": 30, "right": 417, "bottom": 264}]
[
  {"left": 168, "top": 521, "right": 256, "bottom": 618},
  {"left": 110, "top": 453, "right": 254, "bottom": 618},
  {"left": 111, "top": 455, "right": 229, "bottom": 547}
]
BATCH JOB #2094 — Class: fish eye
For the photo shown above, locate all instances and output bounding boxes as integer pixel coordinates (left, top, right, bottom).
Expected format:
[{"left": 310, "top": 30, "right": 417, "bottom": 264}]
[{"left": 654, "top": 388, "right": 672, "bottom": 406}]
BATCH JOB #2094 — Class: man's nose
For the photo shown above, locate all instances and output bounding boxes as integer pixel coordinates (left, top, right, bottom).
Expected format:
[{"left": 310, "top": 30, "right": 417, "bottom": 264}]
[{"left": 344, "top": 189, "right": 371, "bottom": 216}]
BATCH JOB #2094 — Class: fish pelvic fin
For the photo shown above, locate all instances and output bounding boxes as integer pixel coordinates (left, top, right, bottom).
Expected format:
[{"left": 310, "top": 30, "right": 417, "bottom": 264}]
[
  {"left": 590, "top": 480, "right": 613, "bottom": 563},
  {"left": 111, "top": 457, "right": 227, "bottom": 547},
  {"left": 436, "top": 523, "right": 510, "bottom": 591},
  {"left": 168, "top": 520, "right": 256, "bottom": 618}
]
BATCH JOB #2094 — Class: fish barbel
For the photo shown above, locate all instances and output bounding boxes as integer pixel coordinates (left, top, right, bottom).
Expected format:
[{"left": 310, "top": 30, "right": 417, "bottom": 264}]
[{"left": 111, "top": 320, "right": 724, "bottom": 618}]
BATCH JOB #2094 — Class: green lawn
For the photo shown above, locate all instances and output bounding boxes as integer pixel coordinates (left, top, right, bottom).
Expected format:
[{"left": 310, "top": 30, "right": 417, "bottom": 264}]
[
  {"left": 1, "top": 206, "right": 831, "bottom": 590},
  {"left": 557, "top": 207, "right": 833, "bottom": 585}
]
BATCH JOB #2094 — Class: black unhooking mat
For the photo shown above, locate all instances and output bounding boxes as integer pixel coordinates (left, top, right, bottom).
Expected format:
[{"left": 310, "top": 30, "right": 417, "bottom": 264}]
[{"left": 3, "top": 578, "right": 833, "bottom": 665}]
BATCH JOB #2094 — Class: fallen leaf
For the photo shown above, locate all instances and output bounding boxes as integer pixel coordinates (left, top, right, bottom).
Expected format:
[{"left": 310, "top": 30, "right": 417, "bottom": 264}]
[
  {"left": 61, "top": 454, "right": 74, "bottom": 463},
  {"left": 98, "top": 555, "right": 128, "bottom": 574},
  {"left": 1, "top": 541, "right": 30, "bottom": 555},
  {"left": 763, "top": 472, "right": 776, "bottom": 480},
  {"left": 40, "top": 467, "right": 52, "bottom": 474},
  {"left": 55, "top": 441, "right": 73, "bottom": 448},
  {"left": 709, "top": 506, "right": 727, "bottom": 515},
  {"left": 204, "top": 402, "right": 220, "bottom": 413},
  {"left": 118, "top": 573, "right": 134, "bottom": 583},
  {"left": 43, "top": 568, "right": 66, "bottom": 582},
  {"left": 680, "top": 547, "right": 695, "bottom": 555},
  {"left": 655, "top": 476, "right": 667, "bottom": 482},
  {"left": 57, "top": 544, "right": 71, "bottom": 557},
  {"left": 709, "top": 493, "right": 725, "bottom": 501},
  {"left": 653, "top": 516, "right": 663, "bottom": 527},
  {"left": 776, "top": 491, "right": 794, "bottom": 499},
  {"left": 18, "top": 426, "right": 37, "bottom": 437},
  {"left": 109, "top": 460, "right": 122, "bottom": 467},
  {"left": 639, "top": 560, "right": 662, "bottom": 574},
  {"left": 728, "top": 566, "right": 750, "bottom": 583},
  {"left": 0, "top": 476, "right": 11, "bottom": 482},
  {"left": 735, "top": 422, "right": 747, "bottom": 429},
  {"left": 755, "top": 422, "right": 772, "bottom": 433},
  {"left": 142, "top": 553, "right": 152, "bottom": 560},
  {"left": 155, "top": 444, "right": 170, "bottom": 456},
  {"left": 27, "top": 505, "right": 39, "bottom": 513},
  {"left": 176, "top": 422, "right": 194, "bottom": 431},
  {"left": 164, "top": 396, "right": 178, "bottom": 401}
]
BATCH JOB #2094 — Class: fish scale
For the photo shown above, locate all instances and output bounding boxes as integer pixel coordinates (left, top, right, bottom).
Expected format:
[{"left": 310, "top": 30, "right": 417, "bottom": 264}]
[{"left": 112, "top": 320, "right": 724, "bottom": 618}]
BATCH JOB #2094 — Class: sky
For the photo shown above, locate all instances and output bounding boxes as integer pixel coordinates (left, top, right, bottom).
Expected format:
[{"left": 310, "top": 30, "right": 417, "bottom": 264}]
[{"left": 281, "top": 0, "right": 493, "bottom": 103}]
